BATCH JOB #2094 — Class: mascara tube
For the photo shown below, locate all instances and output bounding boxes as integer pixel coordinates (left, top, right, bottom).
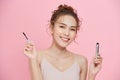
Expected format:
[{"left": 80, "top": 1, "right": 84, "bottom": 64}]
[{"left": 96, "top": 43, "right": 99, "bottom": 57}]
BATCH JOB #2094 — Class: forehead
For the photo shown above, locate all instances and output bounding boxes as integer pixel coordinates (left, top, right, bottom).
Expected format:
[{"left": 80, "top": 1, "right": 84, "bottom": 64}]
[{"left": 55, "top": 15, "right": 77, "bottom": 27}]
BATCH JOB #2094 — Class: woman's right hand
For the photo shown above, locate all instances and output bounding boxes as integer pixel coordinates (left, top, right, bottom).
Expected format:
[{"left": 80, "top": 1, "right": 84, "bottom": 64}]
[{"left": 24, "top": 40, "right": 37, "bottom": 59}]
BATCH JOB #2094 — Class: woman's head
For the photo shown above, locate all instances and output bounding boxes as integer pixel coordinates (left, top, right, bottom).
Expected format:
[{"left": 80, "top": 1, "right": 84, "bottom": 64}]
[
  {"left": 50, "top": 4, "right": 81, "bottom": 31},
  {"left": 50, "top": 4, "right": 81, "bottom": 48}
]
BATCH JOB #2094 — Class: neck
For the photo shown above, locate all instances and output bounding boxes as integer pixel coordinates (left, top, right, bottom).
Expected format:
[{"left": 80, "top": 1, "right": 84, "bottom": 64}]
[{"left": 48, "top": 42, "right": 67, "bottom": 56}]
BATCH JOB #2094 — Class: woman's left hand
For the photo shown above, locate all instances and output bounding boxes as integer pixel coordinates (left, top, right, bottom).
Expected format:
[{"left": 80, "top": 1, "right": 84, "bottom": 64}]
[{"left": 89, "top": 54, "right": 103, "bottom": 76}]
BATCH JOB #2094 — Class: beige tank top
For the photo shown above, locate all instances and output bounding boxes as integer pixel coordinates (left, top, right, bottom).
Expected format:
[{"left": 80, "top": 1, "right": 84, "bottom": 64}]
[{"left": 41, "top": 58, "right": 80, "bottom": 80}]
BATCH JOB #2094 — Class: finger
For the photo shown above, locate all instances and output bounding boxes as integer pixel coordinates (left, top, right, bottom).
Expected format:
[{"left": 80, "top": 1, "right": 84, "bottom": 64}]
[
  {"left": 92, "top": 56, "right": 101, "bottom": 61},
  {"left": 24, "top": 42, "right": 34, "bottom": 49},
  {"left": 26, "top": 44, "right": 33, "bottom": 48},
  {"left": 24, "top": 48, "right": 28, "bottom": 51},
  {"left": 94, "top": 59, "right": 102, "bottom": 63},
  {"left": 24, "top": 48, "right": 32, "bottom": 52},
  {"left": 25, "top": 42, "right": 34, "bottom": 46},
  {"left": 24, "top": 45, "right": 33, "bottom": 50},
  {"left": 95, "top": 54, "right": 102, "bottom": 59},
  {"left": 25, "top": 48, "right": 32, "bottom": 52},
  {"left": 94, "top": 57, "right": 103, "bottom": 61},
  {"left": 94, "top": 58, "right": 103, "bottom": 64},
  {"left": 24, "top": 44, "right": 34, "bottom": 52}
]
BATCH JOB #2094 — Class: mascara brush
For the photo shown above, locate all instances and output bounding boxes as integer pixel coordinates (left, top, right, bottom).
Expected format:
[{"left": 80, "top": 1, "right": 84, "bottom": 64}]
[{"left": 23, "top": 32, "right": 29, "bottom": 40}]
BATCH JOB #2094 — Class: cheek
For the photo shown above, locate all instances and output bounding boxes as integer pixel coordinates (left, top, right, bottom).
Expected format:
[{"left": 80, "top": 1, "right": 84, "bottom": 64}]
[
  {"left": 52, "top": 30, "right": 60, "bottom": 39},
  {"left": 53, "top": 27, "right": 63, "bottom": 35},
  {"left": 70, "top": 32, "right": 77, "bottom": 39}
]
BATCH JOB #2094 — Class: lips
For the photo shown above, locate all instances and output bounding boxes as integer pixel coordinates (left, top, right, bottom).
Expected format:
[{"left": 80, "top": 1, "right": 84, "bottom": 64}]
[{"left": 60, "top": 36, "right": 70, "bottom": 42}]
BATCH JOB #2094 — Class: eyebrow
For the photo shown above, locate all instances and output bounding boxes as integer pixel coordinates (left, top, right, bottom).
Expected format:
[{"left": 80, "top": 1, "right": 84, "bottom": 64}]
[{"left": 56, "top": 22, "right": 77, "bottom": 28}]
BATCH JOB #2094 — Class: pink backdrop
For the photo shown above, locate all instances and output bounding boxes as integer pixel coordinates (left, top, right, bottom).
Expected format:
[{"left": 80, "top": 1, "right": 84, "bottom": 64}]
[{"left": 0, "top": 0, "right": 120, "bottom": 80}]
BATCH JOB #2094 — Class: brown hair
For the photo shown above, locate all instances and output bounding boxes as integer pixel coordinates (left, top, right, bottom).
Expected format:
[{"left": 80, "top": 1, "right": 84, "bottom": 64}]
[{"left": 50, "top": 4, "right": 81, "bottom": 30}]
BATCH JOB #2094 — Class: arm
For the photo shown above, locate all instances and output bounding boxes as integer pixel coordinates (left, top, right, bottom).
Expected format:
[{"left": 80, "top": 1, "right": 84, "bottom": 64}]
[
  {"left": 87, "top": 72, "right": 95, "bottom": 80},
  {"left": 79, "top": 55, "right": 102, "bottom": 80},
  {"left": 24, "top": 41, "right": 43, "bottom": 80},
  {"left": 29, "top": 59, "right": 43, "bottom": 80},
  {"left": 88, "top": 55, "right": 103, "bottom": 80},
  {"left": 79, "top": 56, "right": 88, "bottom": 80}
]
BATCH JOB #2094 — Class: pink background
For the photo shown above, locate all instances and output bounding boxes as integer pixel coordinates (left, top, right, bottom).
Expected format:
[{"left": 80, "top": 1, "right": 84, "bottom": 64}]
[{"left": 0, "top": 0, "right": 120, "bottom": 80}]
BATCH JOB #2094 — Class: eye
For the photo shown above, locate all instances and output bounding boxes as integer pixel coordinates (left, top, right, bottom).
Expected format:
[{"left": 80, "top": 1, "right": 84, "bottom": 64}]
[
  {"left": 71, "top": 28, "right": 76, "bottom": 31},
  {"left": 59, "top": 26, "right": 65, "bottom": 28}
]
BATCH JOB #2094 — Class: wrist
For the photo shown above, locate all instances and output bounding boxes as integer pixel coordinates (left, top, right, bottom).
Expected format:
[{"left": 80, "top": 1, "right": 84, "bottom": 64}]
[
  {"left": 29, "top": 58, "right": 38, "bottom": 63},
  {"left": 88, "top": 72, "right": 96, "bottom": 80}
]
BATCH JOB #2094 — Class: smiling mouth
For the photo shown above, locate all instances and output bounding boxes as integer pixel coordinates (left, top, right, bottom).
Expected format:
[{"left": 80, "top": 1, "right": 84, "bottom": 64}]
[{"left": 60, "top": 36, "right": 70, "bottom": 42}]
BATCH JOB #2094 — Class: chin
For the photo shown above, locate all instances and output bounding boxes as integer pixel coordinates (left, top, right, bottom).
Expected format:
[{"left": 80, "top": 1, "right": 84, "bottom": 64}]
[{"left": 57, "top": 42, "right": 71, "bottom": 48}]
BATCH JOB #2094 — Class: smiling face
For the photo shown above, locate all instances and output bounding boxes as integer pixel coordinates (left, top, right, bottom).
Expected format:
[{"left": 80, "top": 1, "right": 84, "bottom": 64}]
[{"left": 50, "top": 15, "right": 77, "bottom": 48}]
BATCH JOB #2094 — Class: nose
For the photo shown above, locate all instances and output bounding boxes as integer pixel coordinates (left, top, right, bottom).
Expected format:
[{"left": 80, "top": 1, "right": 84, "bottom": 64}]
[{"left": 64, "top": 29, "right": 70, "bottom": 36}]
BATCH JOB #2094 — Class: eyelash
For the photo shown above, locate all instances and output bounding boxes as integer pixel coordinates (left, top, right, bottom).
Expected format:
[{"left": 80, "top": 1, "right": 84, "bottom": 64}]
[
  {"left": 59, "top": 25, "right": 76, "bottom": 31},
  {"left": 71, "top": 29, "right": 76, "bottom": 31},
  {"left": 59, "top": 26, "right": 65, "bottom": 28}
]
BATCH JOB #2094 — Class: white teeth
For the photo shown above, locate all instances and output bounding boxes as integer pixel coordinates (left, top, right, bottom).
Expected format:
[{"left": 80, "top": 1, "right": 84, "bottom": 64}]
[
  {"left": 62, "top": 38, "right": 68, "bottom": 40},
  {"left": 60, "top": 36, "right": 70, "bottom": 42}
]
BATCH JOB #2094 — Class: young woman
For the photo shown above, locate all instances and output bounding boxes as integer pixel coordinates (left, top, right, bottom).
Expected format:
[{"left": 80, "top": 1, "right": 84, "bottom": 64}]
[{"left": 24, "top": 4, "right": 102, "bottom": 80}]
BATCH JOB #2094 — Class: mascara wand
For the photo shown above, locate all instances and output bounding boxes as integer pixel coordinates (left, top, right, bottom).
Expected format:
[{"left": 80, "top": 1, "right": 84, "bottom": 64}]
[{"left": 23, "top": 32, "right": 29, "bottom": 40}]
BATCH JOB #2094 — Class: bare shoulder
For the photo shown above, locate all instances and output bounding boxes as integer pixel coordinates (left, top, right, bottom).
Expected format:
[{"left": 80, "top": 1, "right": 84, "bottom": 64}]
[
  {"left": 37, "top": 50, "right": 47, "bottom": 64},
  {"left": 72, "top": 53, "right": 88, "bottom": 66}
]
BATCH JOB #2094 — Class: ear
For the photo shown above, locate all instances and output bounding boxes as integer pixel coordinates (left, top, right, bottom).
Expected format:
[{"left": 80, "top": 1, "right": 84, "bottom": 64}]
[{"left": 49, "top": 24, "right": 54, "bottom": 34}]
